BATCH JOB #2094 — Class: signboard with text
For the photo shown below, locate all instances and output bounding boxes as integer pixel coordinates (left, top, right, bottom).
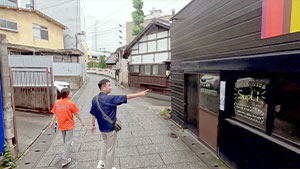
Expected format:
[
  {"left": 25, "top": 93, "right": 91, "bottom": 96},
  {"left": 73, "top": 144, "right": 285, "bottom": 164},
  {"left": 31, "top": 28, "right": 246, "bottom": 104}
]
[{"left": 234, "top": 78, "right": 269, "bottom": 129}]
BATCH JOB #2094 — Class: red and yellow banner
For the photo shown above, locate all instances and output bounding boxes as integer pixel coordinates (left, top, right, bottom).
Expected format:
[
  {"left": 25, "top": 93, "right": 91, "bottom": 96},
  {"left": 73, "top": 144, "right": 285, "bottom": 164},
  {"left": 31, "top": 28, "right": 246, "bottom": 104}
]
[{"left": 261, "top": 0, "right": 300, "bottom": 39}]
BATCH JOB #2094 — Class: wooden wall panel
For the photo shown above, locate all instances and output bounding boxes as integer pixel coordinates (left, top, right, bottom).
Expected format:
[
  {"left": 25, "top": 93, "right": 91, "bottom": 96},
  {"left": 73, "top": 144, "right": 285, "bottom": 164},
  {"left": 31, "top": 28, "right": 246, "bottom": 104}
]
[{"left": 170, "top": 0, "right": 300, "bottom": 62}]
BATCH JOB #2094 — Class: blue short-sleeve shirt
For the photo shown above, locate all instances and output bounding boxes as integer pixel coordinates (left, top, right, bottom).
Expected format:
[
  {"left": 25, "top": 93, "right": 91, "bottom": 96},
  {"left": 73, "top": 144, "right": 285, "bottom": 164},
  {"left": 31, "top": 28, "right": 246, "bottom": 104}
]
[{"left": 90, "top": 92, "right": 127, "bottom": 132}]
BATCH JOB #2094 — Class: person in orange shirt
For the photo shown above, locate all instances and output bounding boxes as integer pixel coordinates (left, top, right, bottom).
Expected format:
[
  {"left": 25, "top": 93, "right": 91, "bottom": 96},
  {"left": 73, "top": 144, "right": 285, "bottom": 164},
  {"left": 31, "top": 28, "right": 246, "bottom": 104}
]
[{"left": 49, "top": 88, "right": 85, "bottom": 167}]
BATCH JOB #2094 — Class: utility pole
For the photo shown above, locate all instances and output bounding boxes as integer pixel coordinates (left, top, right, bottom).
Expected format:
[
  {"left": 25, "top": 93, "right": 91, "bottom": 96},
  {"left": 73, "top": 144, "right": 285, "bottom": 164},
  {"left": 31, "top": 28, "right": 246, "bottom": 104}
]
[{"left": 0, "top": 35, "right": 17, "bottom": 157}]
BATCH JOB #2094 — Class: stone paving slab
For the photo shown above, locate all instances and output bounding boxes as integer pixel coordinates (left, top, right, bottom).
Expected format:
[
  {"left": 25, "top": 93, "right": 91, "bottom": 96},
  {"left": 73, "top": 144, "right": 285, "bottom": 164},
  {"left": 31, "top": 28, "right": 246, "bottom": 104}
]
[
  {"left": 74, "top": 135, "right": 101, "bottom": 143},
  {"left": 115, "top": 146, "right": 139, "bottom": 158},
  {"left": 171, "top": 140, "right": 191, "bottom": 151},
  {"left": 36, "top": 155, "right": 55, "bottom": 168},
  {"left": 117, "top": 137, "right": 152, "bottom": 147},
  {"left": 160, "top": 150, "right": 200, "bottom": 165},
  {"left": 137, "top": 143, "right": 174, "bottom": 155},
  {"left": 45, "top": 143, "right": 80, "bottom": 155},
  {"left": 131, "top": 130, "right": 161, "bottom": 137},
  {"left": 117, "top": 132, "right": 133, "bottom": 139},
  {"left": 139, "top": 161, "right": 209, "bottom": 169},
  {"left": 120, "top": 154, "right": 164, "bottom": 169},
  {"left": 121, "top": 126, "right": 146, "bottom": 133},
  {"left": 150, "top": 135, "right": 181, "bottom": 144},
  {"left": 72, "top": 150, "right": 98, "bottom": 162},
  {"left": 79, "top": 142, "right": 101, "bottom": 151}
]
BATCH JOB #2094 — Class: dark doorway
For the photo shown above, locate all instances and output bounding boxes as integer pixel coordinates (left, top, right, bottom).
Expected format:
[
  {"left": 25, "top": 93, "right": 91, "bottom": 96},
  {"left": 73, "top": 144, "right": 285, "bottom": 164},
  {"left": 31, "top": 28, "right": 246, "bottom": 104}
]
[{"left": 186, "top": 74, "right": 199, "bottom": 136}]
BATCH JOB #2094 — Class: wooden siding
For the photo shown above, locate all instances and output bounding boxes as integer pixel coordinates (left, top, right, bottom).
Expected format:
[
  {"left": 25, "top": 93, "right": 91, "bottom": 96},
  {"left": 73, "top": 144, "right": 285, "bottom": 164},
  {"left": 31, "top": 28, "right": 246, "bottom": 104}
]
[
  {"left": 170, "top": 0, "right": 300, "bottom": 125},
  {"left": 171, "top": 0, "right": 300, "bottom": 62},
  {"left": 170, "top": 68, "right": 185, "bottom": 125}
]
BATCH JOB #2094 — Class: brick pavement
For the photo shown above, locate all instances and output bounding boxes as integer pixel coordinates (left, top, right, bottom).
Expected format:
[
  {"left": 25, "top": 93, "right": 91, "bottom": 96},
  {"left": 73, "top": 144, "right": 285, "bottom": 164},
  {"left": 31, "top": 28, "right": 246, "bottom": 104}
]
[{"left": 16, "top": 74, "right": 227, "bottom": 169}]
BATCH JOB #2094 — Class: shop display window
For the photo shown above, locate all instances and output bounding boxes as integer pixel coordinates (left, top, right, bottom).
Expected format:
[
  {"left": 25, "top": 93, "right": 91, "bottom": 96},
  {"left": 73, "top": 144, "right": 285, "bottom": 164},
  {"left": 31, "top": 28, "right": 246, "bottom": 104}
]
[{"left": 272, "top": 78, "right": 300, "bottom": 146}]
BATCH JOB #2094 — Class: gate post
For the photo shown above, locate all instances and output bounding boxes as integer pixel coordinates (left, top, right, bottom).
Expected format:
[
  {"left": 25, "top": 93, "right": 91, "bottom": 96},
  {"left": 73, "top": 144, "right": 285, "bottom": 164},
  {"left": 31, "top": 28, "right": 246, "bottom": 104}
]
[{"left": 0, "top": 34, "right": 18, "bottom": 157}]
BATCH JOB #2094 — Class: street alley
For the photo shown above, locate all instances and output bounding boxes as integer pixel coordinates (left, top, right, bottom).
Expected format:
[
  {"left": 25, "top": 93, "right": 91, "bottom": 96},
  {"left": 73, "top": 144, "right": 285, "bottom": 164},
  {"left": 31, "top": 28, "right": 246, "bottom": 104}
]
[{"left": 16, "top": 74, "right": 224, "bottom": 169}]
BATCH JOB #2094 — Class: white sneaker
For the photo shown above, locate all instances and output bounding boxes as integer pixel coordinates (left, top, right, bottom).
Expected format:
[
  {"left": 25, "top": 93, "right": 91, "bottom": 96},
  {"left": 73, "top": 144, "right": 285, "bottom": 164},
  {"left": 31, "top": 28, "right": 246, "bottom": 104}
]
[
  {"left": 112, "top": 167, "right": 116, "bottom": 169},
  {"left": 62, "top": 158, "right": 71, "bottom": 167},
  {"left": 97, "top": 160, "right": 105, "bottom": 169}
]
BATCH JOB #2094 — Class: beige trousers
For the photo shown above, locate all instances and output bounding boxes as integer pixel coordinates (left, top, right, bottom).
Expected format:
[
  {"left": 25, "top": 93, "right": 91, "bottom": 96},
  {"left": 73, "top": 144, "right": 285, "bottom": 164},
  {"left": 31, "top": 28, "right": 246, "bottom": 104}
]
[{"left": 100, "top": 131, "right": 117, "bottom": 169}]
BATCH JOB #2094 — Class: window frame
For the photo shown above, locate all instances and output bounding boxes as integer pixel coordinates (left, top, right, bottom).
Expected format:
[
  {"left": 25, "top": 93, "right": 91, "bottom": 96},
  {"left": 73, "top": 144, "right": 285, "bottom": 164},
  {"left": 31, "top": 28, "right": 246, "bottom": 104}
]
[
  {"left": 32, "top": 23, "right": 49, "bottom": 40},
  {"left": 152, "top": 64, "right": 166, "bottom": 76},
  {"left": 144, "top": 64, "right": 151, "bottom": 75},
  {"left": 269, "top": 76, "right": 300, "bottom": 147},
  {"left": 0, "top": 18, "right": 18, "bottom": 32}
]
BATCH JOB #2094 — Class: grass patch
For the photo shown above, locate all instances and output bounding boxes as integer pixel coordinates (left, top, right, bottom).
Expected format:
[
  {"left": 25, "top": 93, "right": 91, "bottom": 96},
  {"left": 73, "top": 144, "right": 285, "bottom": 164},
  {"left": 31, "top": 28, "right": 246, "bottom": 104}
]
[{"left": 160, "top": 110, "right": 169, "bottom": 116}]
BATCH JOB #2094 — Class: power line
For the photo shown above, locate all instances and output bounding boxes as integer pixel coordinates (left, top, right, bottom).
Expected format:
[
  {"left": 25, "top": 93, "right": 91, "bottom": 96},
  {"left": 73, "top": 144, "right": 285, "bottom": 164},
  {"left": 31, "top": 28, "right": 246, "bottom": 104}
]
[
  {"left": 84, "top": 1, "right": 131, "bottom": 31},
  {"left": 85, "top": 32, "right": 118, "bottom": 40},
  {"left": 37, "top": 0, "right": 75, "bottom": 10},
  {"left": 85, "top": 27, "right": 119, "bottom": 35},
  {"left": 85, "top": 27, "right": 118, "bottom": 33},
  {"left": 160, "top": 0, "right": 179, "bottom": 10},
  {"left": 85, "top": 30, "right": 118, "bottom": 39},
  {"left": 85, "top": 31, "right": 118, "bottom": 39}
]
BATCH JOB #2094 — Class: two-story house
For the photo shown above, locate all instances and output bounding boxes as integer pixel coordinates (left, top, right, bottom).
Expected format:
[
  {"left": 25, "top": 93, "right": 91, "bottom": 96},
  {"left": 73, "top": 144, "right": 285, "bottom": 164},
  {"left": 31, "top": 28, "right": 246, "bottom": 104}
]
[
  {"left": 0, "top": 5, "right": 66, "bottom": 50},
  {"left": 0, "top": 5, "right": 84, "bottom": 90},
  {"left": 123, "top": 18, "right": 171, "bottom": 95}
]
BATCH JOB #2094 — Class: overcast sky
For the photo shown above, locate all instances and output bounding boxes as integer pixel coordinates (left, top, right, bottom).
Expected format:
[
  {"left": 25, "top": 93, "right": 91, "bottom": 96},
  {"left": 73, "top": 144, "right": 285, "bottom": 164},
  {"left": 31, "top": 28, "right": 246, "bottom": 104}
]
[
  {"left": 83, "top": 0, "right": 191, "bottom": 23},
  {"left": 82, "top": 0, "right": 191, "bottom": 53}
]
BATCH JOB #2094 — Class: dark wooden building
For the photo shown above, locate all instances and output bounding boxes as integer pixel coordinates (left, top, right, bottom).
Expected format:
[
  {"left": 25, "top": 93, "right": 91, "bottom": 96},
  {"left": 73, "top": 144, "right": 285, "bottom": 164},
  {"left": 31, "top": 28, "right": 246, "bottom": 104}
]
[{"left": 170, "top": 0, "right": 300, "bottom": 169}]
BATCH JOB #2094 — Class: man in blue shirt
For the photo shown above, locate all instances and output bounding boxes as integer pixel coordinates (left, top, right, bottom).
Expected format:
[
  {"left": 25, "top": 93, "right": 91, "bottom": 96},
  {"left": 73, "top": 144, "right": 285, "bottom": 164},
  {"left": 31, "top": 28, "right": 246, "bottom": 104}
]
[{"left": 90, "top": 79, "right": 148, "bottom": 169}]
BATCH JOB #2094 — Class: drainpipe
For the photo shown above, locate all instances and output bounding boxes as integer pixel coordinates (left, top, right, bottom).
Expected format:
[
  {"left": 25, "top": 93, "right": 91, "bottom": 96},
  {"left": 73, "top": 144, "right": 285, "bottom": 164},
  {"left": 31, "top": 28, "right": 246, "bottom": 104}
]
[{"left": 0, "top": 35, "right": 17, "bottom": 157}]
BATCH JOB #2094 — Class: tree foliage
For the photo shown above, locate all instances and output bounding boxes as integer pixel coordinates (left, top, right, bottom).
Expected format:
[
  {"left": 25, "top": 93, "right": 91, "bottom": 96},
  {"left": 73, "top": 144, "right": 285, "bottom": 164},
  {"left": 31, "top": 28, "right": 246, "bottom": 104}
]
[
  {"left": 88, "top": 59, "right": 98, "bottom": 68},
  {"left": 132, "top": 25, "right": 144, "bottom": 36},
  {"left": 99, "top": 55, "right": 107, "bottom": 68},
  {"left": 132, "top": 0, "right": 144, "bottom": 36}
]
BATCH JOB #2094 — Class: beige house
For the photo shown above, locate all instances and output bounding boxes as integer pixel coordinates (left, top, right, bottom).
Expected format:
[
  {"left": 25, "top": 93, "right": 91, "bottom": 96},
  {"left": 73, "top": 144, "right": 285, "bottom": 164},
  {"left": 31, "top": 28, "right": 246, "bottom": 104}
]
[{"left": 0, "top": 5, "right": 66, "bottom": 49}]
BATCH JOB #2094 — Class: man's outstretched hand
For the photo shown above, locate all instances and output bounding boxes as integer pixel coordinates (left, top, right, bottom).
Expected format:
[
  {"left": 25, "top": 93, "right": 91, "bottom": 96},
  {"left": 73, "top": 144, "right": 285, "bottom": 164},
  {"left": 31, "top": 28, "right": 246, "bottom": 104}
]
[
  {"left": 127, "top": 89, "right": 150, "bottom": 99},
  {"left": 139, "top": 89, "right": 149, "bottom": 96}
]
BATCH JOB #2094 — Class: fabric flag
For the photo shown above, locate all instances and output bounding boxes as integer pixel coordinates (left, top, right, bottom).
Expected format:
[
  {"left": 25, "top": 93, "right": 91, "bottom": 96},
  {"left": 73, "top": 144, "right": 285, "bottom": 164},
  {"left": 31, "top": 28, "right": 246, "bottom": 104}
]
[{"left": 261, "top": 0, "right": 300, "bottom": 39}]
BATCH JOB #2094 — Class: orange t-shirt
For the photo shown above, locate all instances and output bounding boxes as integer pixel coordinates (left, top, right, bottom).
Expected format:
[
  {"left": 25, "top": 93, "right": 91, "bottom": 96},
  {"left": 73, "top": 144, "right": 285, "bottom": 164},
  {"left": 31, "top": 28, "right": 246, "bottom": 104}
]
[{"left": 51, "top": 98, "right": 79, "bottom": 131}]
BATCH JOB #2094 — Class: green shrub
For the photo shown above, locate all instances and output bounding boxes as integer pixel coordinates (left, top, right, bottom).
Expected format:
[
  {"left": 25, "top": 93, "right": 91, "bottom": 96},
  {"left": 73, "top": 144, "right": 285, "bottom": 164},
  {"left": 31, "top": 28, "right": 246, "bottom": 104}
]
[{"left": 2, "top": 142, "right": 16, "bottom": 168}]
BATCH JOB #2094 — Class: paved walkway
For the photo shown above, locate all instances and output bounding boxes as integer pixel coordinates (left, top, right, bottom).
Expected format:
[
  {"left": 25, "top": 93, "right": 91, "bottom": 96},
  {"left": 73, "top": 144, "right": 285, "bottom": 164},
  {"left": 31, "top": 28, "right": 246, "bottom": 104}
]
[{"left": 16, "top": 74, "right": 226, "bottom": 169}]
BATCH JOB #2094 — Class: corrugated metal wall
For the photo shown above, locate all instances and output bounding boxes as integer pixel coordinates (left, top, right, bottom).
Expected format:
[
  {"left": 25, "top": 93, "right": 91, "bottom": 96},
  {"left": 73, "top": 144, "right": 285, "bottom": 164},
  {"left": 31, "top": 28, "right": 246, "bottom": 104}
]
[{"left": 8, "top": 55, "right": 53, "bottom": 68}]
